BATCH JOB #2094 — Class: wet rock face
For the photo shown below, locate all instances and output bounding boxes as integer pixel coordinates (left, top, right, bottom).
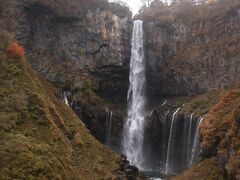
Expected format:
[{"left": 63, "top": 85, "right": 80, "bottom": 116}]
[
  {"left": 75, "top": 102, "right": 125, "bottom": 152},
  {"left": 144, "top": 7, "right": 240, "bottom": 97},
  {"left": 61, "top": 91, "right": 125, "bottom": 152},
  {"left": 143, "top": 104, "right": 202, "bottom": 173},
  {"left": 3, "top": 0, "right": 132, "bottom": 102}
]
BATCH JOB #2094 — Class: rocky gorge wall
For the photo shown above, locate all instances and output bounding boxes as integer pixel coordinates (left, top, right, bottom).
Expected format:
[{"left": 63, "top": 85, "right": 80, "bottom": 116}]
[
  {"left": 2, "top": 0, "right": 240, "bottom": 178},
  {"left": 138, "top": 1, "right": 240, "bottom": 179},
  {"left": 0, "top": 31, "right": 147, "bottom": 179},
  {"left": 141, "top": 2, "right": 240, "bottom": 97},
  {"left": 0, "top": 0, "right": 132, "bottom": 102},
  {"left": 0, "top": 0, "right": 133, "bottom": 146}
]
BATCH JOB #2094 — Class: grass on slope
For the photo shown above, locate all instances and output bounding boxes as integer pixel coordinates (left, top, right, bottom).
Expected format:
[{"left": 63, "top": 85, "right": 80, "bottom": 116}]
[
  {"left": 0, "top": 44, "right": 120, "bottom": 179},
  {"left": 174, "top": 158, "right": 224, "bottom": 180},
  {"left": 200, "top": 88, "right": 240, "bottom": 179}
]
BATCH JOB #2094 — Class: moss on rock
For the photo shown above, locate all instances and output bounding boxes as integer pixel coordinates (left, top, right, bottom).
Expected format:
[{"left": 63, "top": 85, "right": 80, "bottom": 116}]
[{"left": 0, "top": 37, "right": 121, "bottom": 179}]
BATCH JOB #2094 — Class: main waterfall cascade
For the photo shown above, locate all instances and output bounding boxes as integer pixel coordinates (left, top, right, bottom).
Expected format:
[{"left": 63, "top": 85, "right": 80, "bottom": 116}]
[{"left": 123, "top": 20, "right": 146, "bottom": 169}]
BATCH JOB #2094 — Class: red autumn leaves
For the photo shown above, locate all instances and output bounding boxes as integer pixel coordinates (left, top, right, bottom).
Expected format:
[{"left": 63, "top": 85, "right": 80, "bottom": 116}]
[{"left": 7, "top": 42, "right": 25, "bottom": 59}]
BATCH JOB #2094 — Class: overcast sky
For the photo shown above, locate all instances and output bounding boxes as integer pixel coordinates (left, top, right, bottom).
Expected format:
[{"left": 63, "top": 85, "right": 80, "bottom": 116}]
[
  {"left": 109, "top": 0, "right": 144, "bottom": 15},
  {"left": 125, "top": 0, "right": 143, "bottom": 15}
]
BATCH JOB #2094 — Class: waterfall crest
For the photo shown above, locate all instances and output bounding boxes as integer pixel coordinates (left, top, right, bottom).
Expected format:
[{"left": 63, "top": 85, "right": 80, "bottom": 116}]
[{"left": 123, "top": 20, "right": 146, "bottom": 169}]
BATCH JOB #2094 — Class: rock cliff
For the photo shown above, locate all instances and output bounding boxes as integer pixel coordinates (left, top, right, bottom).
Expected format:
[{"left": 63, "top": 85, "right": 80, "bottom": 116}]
[
  {"left": 0, "top": 29, "right": 146, "bottom": 179},
  {"left": 1, "top": 0, "right": 132, "bottom": 102},
  {"left": 137, "top": 1, "right": 240, "bottom": 179},
  {"left": 140, "top": 1, "right": 240, "bottom": 97},
  {"left": 0, "top": 0, "right": 133, "bottom": 147},
  {"left": 2, "top": 0, "right": 240, "bottom": 179}
]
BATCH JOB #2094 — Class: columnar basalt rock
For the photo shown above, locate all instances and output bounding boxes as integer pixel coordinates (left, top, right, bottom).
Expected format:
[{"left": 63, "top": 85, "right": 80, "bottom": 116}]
[
  {"left": 2, "top": 0, "right": 240, "bottom": 179},
  {"left": 0, "top": 0, "right": 132, "bottom": 102},
  {"left": 142, "top": 4, "right": 240, "bottom": 97},
  {"left": 0, "top": 0, "right": 133, "bottom": 148},
  {"left": 143, "top": 103, "right": 204, "bottom": 173}
]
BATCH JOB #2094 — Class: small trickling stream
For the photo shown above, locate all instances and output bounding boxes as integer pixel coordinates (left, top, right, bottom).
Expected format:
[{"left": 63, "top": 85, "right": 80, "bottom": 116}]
[{"left": 105, "top": 108, "right": 113, "bottom": 147}]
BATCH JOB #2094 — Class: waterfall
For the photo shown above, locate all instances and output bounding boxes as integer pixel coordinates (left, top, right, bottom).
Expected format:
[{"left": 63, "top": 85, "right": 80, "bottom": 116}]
[
  {"left": 160, "top": 110, "right": 205, "bottom": 174},
  {"left": 189, "top": 116, "right": 204, "bottom": 165},
  {"left": 161, "top": 100, "right": 168, "bottom": 106},
  {"left": 160, "top": 111, "right": 169, "bottom": 172},
  {"left": 105, "top": 108, "right": 113, "bottom": 147},
  {"left": 187, "top": 113, "right": 194, "bottom": 166},
  {"left": 62, "top": 91, "right": 70, "bottom": 106},
  {"left": 123, "top": 20, "right": 146, "bottom": 169},
  {"left": 106, "top": 19, "right": 204, "bottom": 175},
  {"left": 165, "top": 108, "right": 181, "bottom": 173},
  {"left": 61, "top": 91, "right": 76, "bottom": 107}
]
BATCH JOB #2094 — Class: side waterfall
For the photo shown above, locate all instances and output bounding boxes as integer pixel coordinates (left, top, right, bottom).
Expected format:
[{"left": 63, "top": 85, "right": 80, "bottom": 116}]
[
  {"left": 165, "top": 108, "right": 181, "bottom": 173},
  {"left": 105, "top": 108, "right": 113, "bottom": 147},
  {"left": 161, "top": 109, "right": 204, "bottom": 174},
  {"left": 186, "top": 113, "right": 194, "bottom": 165},
  {"left": 61, "top": 91, "right": 76, "bottom": 107},
  {"left": 190, "top": 116, "right": 204, "bottom": 165},
  {"left": 62, "top": 91, "right": 70, "bottom": 106},
  {"left": 123, "top": 20, "right": 146, "bottom": 169}
]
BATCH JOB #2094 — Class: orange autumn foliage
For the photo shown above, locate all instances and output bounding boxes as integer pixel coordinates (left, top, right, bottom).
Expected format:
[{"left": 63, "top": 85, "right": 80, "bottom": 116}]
[{"left": 7, "top": 42, "right": 25, "bottom": 59}]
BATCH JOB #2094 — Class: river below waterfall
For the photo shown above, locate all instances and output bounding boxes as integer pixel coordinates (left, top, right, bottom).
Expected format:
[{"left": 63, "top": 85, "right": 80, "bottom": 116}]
[{"left": 144, "top": 170, "right": 173, "bottom": 180}]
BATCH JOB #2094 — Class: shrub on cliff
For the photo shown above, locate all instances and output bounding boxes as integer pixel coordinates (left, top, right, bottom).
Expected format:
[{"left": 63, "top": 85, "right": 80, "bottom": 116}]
[{"left": 7, "top": 42, "right": 25, "bottom": 59}]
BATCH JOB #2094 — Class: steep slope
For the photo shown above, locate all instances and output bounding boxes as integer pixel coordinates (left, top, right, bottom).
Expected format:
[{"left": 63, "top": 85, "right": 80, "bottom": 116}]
[
  {"left": 0, "top": 0, "right": 132, "bottom": 102},
  {"left": 0, "top": 35, "right": 142, "bottom": 179},
  {"left": 200, "top": 88, "right": 240, "bottom": 179},
  {"left": 0, "top": 0, "right": 132, "bottom": 147},
  {"left": 174, "top": 158, "right": 224, "bottom": 180}
]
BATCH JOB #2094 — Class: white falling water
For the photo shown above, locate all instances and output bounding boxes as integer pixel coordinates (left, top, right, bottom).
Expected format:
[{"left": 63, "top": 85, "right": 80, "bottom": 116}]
[
  {"left": 190, "top": 116, "right": 204, "bottom": 165},
  {"left": 160, "top": 111, "right": 170, "bottom": 172},
  {"left": 62, "top": 91, "right": 70, "bottom": 106},
  {"left": 159, "top": 110, "right": 205, "bottom": 174},
  {"left": 161, "top": 100, "right": 168, "bottom": 106},
  {"left": 187, "top": 113, "right": 194, "bottom": 165},
  {"left": 105, "top": 108, "right": 113, "bottom": 147},
  {"left": 123, "top": 20, "right": 146, "bottom": 169},
  {"left": 165, "top": 108, "right": 181, "bottom": 173}
]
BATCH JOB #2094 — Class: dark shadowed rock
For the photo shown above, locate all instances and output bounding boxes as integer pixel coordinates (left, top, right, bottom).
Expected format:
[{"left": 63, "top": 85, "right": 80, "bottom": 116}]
[
  {"left": 1, "top": 0, "right": 132, "bottom": 102},
  {"left": 142, "top": 4, "right": 240, "bottom": 98}
]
